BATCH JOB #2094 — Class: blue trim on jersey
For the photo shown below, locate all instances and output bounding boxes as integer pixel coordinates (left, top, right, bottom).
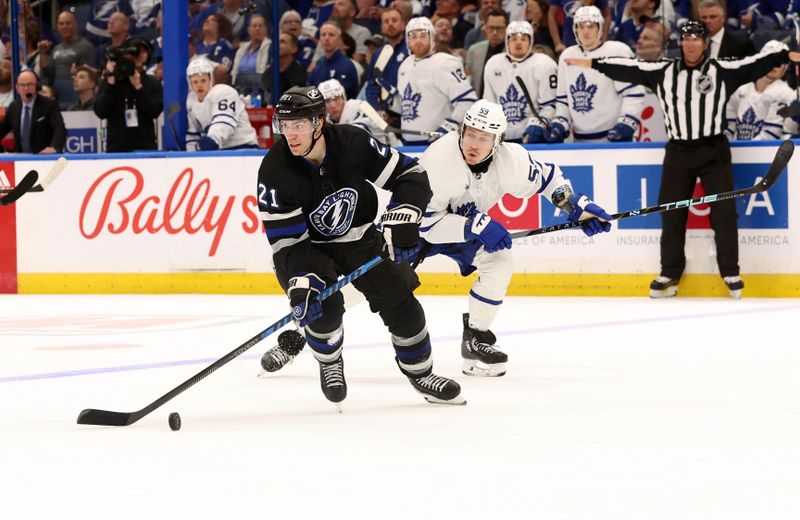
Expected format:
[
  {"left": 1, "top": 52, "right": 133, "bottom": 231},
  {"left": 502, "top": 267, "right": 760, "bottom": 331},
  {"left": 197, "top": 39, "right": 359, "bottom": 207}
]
[
  {"left": 306, "top": 332, "right": 343, "bottom": 354},
  {"left": 622, "top": 93, "right": 645, "bottom": 98},
  {"left": 265, "top": 222, "right": 308, "bottom": 239},
  {"left": 450, "top": 89, "right": 477, "bottom": 104},
  {"left": 419, "top": 215, "right": 445, "bottom": 233},
  {"left": 617, "top": 84, "right": 637, "bottom": 95},
  {"left": 207, "top": 121, "right": 237, "bottom": 130},
  {"left": 623, "top": 114, "right": 641, "bottom": 125},
  {"left": 211, "top": 113, "right": 237, "bottom": 122},
  {"left": 469, "top": 289, "right": 502, "bottom": 306},
  {"left": 537, "top": 163, "right": 555, "bottom": 194}
]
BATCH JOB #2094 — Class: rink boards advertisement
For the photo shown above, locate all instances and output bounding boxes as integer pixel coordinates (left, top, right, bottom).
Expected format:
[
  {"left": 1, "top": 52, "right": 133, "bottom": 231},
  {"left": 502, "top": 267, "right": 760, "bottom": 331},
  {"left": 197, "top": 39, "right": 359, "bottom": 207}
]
[{"left": 1, "top": 141, "right": 797, "bottom": 297}]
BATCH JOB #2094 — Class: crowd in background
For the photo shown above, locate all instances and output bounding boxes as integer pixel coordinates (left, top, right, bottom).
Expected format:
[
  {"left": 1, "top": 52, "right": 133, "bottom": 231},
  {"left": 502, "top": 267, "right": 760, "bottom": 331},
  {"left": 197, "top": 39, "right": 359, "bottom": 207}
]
[{"left": 1, "top": 0, "right": 800, "bottom": 151}]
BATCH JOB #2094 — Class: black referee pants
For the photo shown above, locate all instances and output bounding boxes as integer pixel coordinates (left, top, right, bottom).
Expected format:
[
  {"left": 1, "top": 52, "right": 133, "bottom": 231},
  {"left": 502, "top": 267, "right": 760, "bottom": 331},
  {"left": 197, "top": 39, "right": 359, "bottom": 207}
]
[{"left": 658, "top": 136, "right": 740, "bottom": 279}]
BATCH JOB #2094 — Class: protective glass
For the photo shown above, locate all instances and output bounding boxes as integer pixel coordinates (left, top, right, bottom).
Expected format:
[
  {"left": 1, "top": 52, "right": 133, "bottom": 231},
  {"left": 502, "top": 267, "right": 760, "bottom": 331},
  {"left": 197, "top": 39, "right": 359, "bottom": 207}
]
[{"left": 272, "top": 117, "right": 315, "bottom": 135}]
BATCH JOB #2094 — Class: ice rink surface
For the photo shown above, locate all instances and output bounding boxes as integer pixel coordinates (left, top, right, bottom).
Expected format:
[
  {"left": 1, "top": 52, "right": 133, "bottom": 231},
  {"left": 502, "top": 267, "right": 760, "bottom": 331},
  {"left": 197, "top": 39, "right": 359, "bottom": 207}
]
[{"left": 1, "top": 293, "right": 799, "bottom": 520}]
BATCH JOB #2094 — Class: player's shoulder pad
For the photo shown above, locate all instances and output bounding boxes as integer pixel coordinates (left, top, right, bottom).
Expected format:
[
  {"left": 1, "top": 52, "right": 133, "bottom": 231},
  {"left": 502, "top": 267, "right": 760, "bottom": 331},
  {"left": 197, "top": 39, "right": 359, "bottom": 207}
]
[
  {"left": 559, "top": 45, "right": 582, "bottom": 61},
  {"left": 434, "top": 51, "right": 465, "bottom": 68},
  {"left": 602, "top": 40, "right": 636, "bottom": 58},
  {"left": 208, "top": 83, "right": 239, "bottom": 102},
  {"left": 531, "top": 52, "right": 557, "bottom": 67}
]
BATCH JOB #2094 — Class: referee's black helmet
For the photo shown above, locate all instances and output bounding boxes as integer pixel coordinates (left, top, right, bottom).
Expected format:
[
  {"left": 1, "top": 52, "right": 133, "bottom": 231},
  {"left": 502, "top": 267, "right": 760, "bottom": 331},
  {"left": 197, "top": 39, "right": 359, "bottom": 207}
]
[
  {"left": 679, "top": 20, "right": 709, "bottom": 40},
  {"left": 275, "top": 86, "right": 327, "bottom": 120}
]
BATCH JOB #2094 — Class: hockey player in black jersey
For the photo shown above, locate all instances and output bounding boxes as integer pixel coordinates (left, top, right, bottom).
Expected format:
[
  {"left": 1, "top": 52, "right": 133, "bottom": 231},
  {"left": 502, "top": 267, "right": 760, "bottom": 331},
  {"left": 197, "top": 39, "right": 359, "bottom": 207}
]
[{"left": 257, "top": 86, "right": 465, "bottom": 406}]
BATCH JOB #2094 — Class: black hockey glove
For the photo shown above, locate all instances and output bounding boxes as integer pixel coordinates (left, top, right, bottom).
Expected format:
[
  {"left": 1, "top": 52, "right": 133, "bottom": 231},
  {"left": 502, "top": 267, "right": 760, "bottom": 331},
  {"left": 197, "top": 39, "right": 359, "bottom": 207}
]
[
  {"left": 288, "top": 273, "right": 325, "bottom": 327},
  {"left": 380, "top": 203, "right": 422, "bottom": 263}
]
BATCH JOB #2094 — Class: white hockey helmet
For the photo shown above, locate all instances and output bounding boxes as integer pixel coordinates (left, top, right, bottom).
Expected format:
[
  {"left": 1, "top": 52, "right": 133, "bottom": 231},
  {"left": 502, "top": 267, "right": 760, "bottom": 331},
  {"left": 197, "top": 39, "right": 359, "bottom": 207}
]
[
  {"left": 186, "top": 56, "right": 216, "bottom": 83},
  {"left": 572, "top": 6, "right": 604, "bottom": 41},
  {"left": 505, "top": 21, "right": 534, "bottom": 61},
  {"left": 405, "top": 16, "right": 435, "bottom": 46},
  {"left": 318, "top": 78, "right": 347, "bottom": 100},
  {"left": 461, "top": 100, "right": 507, "bottom": 157}
]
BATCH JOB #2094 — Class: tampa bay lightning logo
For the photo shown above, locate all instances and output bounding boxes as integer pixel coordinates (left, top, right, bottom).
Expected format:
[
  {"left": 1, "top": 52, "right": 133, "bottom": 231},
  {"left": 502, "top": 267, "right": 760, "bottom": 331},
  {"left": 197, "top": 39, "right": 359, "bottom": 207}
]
[
  {"left": 310, "top": 188, "right": 359, "bottom": 236},
  {"left": 499, "top": 84, "right": 527, "bottom": 124},
  {"left": 401, "top": 83, "right": 422, "bottom": 122},
  {"left": 737, "top": 107, "right": 762, "bottom": 140},
  {"left": 455, "top": 201, "right": 476, "bottom": 216},
  {"left": 570, "top": 73, "right": 597, "bottom": 113}
]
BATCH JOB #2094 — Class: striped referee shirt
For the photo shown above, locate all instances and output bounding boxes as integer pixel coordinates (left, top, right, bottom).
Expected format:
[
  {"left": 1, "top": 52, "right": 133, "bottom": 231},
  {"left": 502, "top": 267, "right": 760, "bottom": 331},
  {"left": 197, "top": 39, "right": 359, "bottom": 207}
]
[{"left": 592, "top": 45, "right": 789, "bottom": 141}]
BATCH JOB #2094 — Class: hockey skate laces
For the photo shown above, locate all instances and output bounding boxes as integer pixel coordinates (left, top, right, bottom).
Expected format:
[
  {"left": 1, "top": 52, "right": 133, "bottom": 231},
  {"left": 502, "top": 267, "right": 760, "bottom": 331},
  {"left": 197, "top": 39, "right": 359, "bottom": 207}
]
[
  {"left": 415, "top": 374, "right": 448, "bottom": 393},
  {"left": 321, "top": 362, "right": 345, "bottom": 386},
  {"left": 267, "top": 347, "right": 294, "bottom": 365}
]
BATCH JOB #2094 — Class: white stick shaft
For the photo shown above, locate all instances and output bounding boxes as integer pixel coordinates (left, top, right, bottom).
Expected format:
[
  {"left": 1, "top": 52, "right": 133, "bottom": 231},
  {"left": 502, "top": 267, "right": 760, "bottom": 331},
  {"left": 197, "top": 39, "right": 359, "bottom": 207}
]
[{"left": 40, "top": 157, "right": 68, "bottom": 190}]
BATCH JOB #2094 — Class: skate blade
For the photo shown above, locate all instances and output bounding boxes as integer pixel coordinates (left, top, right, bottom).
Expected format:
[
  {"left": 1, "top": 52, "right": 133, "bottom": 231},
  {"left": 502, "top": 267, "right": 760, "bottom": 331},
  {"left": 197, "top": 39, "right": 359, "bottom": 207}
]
[
  {"left": 649, "top": 286, "right": 678, "bottom": 299},
  {"left": 462, "top": 359, "right": 506, "bottom": 377},
  {"left": 335, "top": 402, "right": 343, "bottom": 413},
  {"left": 422, "top": 394, "right": 467, "bottom": 406},
  {"left": 728, "top": 289, "right": 742, "bottom": 299}
]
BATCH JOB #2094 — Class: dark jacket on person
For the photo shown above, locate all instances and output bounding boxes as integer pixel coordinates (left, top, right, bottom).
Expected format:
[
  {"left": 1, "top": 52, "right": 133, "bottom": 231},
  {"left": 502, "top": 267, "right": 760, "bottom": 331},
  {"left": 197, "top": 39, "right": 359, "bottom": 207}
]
[
  {"left": 262, "top": 60, "right": 308, "bottom": 99},
  {"left": 718, "top": 28, "right": 757, "bottom": 59},
  {"left": 94, "top": 70, "right": 163, "bottom": 152},
  {"left": 0, "top": 94, "right": 67, "bottom": 153}
]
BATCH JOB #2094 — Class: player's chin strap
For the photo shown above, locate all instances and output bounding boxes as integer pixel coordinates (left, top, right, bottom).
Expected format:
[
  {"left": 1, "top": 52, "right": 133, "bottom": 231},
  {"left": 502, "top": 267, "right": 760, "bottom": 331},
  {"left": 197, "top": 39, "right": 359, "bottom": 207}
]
[{"left": 300, "top": 117, "right": 324, "bottom": 157}]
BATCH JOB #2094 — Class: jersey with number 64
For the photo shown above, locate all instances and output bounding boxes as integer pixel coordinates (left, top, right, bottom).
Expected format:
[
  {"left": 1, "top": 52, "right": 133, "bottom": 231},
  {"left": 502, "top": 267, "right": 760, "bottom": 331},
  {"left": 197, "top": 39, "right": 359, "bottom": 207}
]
[
  {"left": 418, "top": 132, "right": 568, "bottom": 244},
  {"left": 396, "top": 52, "right": 477, "bottom": 143},
  {"left": 186, "top": 84, "right": 258, "bottom": 151},
  {"left": 482, "top": 53, "right": 558, "bottom": 141}
]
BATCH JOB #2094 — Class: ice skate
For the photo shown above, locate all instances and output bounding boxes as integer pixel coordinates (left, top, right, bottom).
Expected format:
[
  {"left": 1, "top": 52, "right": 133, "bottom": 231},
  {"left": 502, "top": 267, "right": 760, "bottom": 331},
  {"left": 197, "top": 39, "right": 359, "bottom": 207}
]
[
  {"left": 408, "top": 372, "right": 466, "bottom": 405},
  {"left": 461, "top": 313, "right": 507, "bottom": 377},
  {"left": 258, "top": 329, "right": 306, "bottom": 375},
  {"left": 723, "top": 276, "right": 744, "bottom": 299},
  {"left": 649, "top": 276, "right": 679, "bottom": 298},
  {"left": 318, "top": 355, "right": 347, "bottom": 404}
]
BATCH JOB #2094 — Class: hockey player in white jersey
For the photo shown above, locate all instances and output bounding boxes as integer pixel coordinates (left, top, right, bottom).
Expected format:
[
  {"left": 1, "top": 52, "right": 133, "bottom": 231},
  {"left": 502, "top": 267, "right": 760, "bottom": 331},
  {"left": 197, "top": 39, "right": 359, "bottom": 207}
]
[
  {"left": 726, "top": 42, "right": 799, "bottom": 140},
  {"left": 317, "top": 78, "right": 401, "bottom": 147},
  {"left": 396, "top": 16, "right": 477, "bottom": 145},
  {"left": 549, "top": 6, "right": 645, "bottom": 143},
  {"left": 185, "top": 57, "right": 258, "bottom": 151},
  {"left": 415, "top": 100, "right": 612, "bottom": 376},
  {"left": 482, "top": 20, "right": 558, "bottom": 143}
]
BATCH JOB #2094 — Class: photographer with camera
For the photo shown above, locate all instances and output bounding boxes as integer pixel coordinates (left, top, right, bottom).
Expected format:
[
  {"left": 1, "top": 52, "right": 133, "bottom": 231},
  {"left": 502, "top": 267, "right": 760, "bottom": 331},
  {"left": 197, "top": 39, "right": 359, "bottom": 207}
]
[{"left": 94, "top": 36, "right": 163, "bottom": 152}]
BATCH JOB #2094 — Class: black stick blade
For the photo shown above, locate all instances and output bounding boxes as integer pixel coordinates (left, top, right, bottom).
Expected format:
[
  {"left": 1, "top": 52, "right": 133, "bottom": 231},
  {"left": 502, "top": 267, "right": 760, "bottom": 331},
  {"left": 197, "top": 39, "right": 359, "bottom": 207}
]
[
  {"left": 77, "top": 408, "right": 135, "bottom": 426},
  {"left": 760, "top": 140, "right": 794, "bottom": 191},
  {"left": 0, "top": 170, "right": 38, "bottom": 206}
]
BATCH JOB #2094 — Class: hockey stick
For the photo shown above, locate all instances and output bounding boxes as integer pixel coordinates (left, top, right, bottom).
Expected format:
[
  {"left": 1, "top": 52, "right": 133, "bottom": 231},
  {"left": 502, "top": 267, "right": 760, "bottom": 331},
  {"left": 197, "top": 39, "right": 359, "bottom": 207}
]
[
  {"left": 77, "top": 255, "right": 386, "bottom": 427},
  {"left": 515, "top": 75, "right": 550, "bottom": 143},
  {"left": 373, "top": 44, "right": 395, "bottom": 104},
  {"left": 0, "top": 157, "right": 69, "bottom": 195},
  {"left": 358, "top": 101, "right": 443, "bottom": 140},
  {"left": 0, "top": 170, "right": 38, "bottom": 206},
  {"left": 509, "top": 140, "right": 794, "bottom": 239},
  {"left": 166, "top": 102, "right": 184, "bottom": 152}
]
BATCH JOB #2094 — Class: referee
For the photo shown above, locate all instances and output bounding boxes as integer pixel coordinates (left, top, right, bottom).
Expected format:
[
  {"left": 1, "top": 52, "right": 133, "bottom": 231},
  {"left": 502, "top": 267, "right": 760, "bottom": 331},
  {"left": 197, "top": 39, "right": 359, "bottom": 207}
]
[{"left": 566, "top": 21, "right": 800, "bottom": 299}]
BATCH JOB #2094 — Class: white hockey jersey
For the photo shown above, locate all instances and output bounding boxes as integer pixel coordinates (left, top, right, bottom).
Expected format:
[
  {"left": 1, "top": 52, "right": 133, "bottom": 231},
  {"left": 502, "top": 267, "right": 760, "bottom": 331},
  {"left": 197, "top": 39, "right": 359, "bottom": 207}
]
[
  {"left": 337, "top": 99, "right": 401, "bottom": 147},
  {"left": 418, "top": 132, "right": 568, "bottom": 244},
  {"left": 482, "top": 53, "right": 558, "bottom": 141},
  {"left": 726, "top": 79, "right": 798, "bottom": 140},
  {"left": 502, "top": 0, "right": 528, "bottom": 22},
  {"left": 396, "top": 52, "right": 477, "bottom": 143},
  {"left": 186, "top": 84, "right": 258, "bottom": 151},
  {"left": 555, "top": 41, "right": 645, "bottom": 139}
]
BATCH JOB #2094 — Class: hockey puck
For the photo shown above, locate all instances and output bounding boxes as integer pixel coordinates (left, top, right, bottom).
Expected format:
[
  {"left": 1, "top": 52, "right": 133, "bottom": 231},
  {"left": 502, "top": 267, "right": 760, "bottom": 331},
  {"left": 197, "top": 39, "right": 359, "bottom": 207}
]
[{"left": 168, "top": 412, "right": 181, "bottom": 431}]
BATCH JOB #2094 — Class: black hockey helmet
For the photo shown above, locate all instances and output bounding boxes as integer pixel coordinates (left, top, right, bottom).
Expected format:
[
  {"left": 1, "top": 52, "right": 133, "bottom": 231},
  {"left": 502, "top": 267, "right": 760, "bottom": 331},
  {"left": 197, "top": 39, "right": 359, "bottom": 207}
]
[
  {"left": 678, "top": 20, "right": 709, "bottom": 40},
  {"left": 275, "top": 86, "right": 327, "bottom": 121}
]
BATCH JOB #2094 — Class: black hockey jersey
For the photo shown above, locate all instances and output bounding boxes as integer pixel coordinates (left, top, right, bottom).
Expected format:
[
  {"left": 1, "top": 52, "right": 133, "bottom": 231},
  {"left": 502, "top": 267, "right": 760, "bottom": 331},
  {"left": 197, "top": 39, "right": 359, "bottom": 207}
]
[{"left": 257, "top": 124, "right": 431, "bottom": 277}]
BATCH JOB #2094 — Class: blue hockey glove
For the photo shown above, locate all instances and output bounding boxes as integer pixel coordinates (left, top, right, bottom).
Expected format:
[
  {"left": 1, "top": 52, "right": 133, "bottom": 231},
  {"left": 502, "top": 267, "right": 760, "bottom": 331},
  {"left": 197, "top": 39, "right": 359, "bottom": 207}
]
[
  {"left": 288, "top": 273, "right": 325, "bottom": 327},
  {"left": 565, "top": 193, "right": 612, "bottom": 237},
  {"left": 522, "top": 118, "right": 547, "bottom": 143},
  {"left": 544, "top": 120, "right": 568, "bottom": 143},
  {"left": 464, "top": 211, "right": 512, "bottom": 252},
  {"left": 198, "top": 136, "right": 220, "bottom": 151},
  {"left": 380, "top": 203, "right": 422, "bottom": 263},
  {"left": 607, "top": 117, "right": 637, "bottom": 142}
]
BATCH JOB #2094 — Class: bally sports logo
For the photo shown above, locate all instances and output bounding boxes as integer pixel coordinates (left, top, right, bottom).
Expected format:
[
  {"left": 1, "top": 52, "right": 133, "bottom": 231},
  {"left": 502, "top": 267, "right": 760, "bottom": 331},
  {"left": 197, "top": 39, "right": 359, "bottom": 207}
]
[{"left": 79, "top": 166, "right": 262, "bottom": 257}]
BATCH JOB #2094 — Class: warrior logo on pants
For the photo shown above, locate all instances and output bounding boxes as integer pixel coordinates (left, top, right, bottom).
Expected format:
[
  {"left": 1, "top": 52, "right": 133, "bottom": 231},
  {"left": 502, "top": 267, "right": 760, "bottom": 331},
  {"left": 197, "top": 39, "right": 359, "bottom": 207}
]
[{"left": 310, "top": 188, "right": 359, "bottom": 236}]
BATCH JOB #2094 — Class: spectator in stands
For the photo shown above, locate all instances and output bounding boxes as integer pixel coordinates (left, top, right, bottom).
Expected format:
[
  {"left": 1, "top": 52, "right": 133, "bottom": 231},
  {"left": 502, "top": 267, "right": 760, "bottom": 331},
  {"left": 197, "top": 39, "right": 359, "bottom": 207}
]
[
  {"left": 354, "top": 0, "right": 382, "bottom": 34},
  {"left": 94, "top": 36, "right": 163, "bottom": 152},
  {"left": 69, "top": 65, "right": 99, "bottom": 111},
  {"left": 432, "top": 0, "right": 473, "bottom": 49},
  {"left": 196, "top": 12, "right": 237, "bottom": 74},
  {"left": 341, "top": 31, "right": 366, "bottom": 82},
  {"left": 0, "top": 70, "right": 66, "bottom": 154},
  {"left": 635, "top": 20, "right": 668, "bottom": 60},
  {"left": 91, "top": 12, "right": 131, "bottom": 69},
  {"left": 548, "top": 0, "right": 611, "bottom": 53},
  {"left": 24, "top": 21, "right": 48, "bottom": 79},
  {"left": 150, "top": 9, "right": 163, "bottom": 70},
  {"left": 699, "top": 0, "right": 756, "bottom": 58},
  {"left": 465, "top": 8, "right": 508, "bottom": 97},
  {"left": 85, "top": 0, "right": 132, "bottom": 44},
  {"left": 433, "top": 15, "right": 465, "bottom": 59},
  {"left": 308, "top": 21, "right": 360, "bottom": 99},
  {"left": 331, "top": 0, "right": 371, "bottom": 64},
  {"left": 191, "top": 0, "right": 251, "bottom": 46},
  {"left": 615, "top": 0, "right": 661, "bottom": 50},
  {"left": 0, "top": 58, "right": 12, "bottom": 108},
  {"left": 43, "top": 10, "right": 95, "bottom": 84},
  {"left": 39, "top": 84, "right": 57, "bottom": 102},
  {"left": 305, "top": 0, "right": 337, "bottom": 35},
  {"left": 280, "top": 10, "right": 317, "bottom": 69},
  {"left": 262, "top": 33, "right": 308, "bottom": 99},
  {"left": 232, "top": 14, "right": 271, "bottom": 91},
  {"left": 365, "top": 6, "right": 408, "bottom": 111},
  {"left": 463, "top": 0, "right": 501, "bottom": 49},
  {"left": 527, "top": 0, "right": 555, "bottom": 51}
]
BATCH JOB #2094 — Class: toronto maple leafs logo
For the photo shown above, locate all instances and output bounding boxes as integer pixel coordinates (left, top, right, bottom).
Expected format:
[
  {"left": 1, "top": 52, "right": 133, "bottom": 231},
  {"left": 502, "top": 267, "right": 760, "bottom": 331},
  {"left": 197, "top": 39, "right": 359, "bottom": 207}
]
[
  {"left": 570, "top": 73, "right": 597, "bottom": 113},
  {"left": 736, "top": 107, "right": 762, "bottom": 140},
  {"left": 310, "top": 188, "right": 359, "bottom": 237},
  {"left": 499, "top": 84, "right": 527, "bottom": 124},
  {"left": 401, "top": 83, "right": 422, "bottom": 122},
  {"left": 455, "top": 201, "right": 477, "bottom": 216}
]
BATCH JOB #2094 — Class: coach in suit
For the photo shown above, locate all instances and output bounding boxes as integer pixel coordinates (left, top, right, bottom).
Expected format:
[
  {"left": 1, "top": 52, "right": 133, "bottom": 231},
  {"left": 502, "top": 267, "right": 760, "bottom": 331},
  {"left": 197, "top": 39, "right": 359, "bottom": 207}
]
[
  {"left": 0, "top": 70, "right": 66, "bottom": 154},
  {"left": 699, "top": 0, "right": 756, "bottom": 59},
  {"left": 465, "top": 8, "right": 508, "bottom": 98}
]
